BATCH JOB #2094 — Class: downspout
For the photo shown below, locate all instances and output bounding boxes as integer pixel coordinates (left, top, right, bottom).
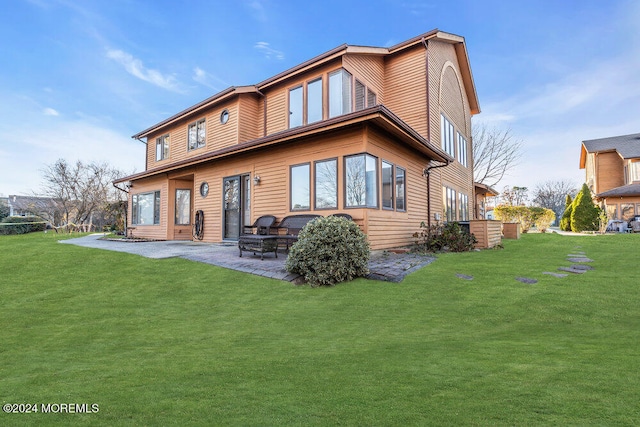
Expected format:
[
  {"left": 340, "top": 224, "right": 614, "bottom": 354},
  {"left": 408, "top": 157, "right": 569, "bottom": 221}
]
[
  {"left": 421, "top": 37, "right": 431, "bottom": 141},
  {"left": 423, "top": 161, "right": 450, "bottom": 233}
]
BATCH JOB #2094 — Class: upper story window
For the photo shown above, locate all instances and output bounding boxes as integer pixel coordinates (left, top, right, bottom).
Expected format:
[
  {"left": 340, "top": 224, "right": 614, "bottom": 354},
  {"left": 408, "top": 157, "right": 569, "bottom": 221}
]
[
  {"left": 289, "top": 86, "right": 303, "bottom": 128},
  {"left": 288, "top": 78, "right": 323, "bottom": 129},
  {"left": 155, "top": 134, "right": 169, "bottom": 161},
  {"left": 457, "top": 132, "right": 468, "bottom": 167},
  {"left": 188, "top": 118, "right": 206, "bottom": 150},
  {"left": 630, "top": 161, "right": 640, "bottom": 182},
  {"left": 329, "top": 69, "right": 352, "bottom": 118},
  {"left": 441, "top": 114, "right": 455, "bottom": 157},
  {"left": 355, "top": 79, "right": 377, "bottom": 111}
]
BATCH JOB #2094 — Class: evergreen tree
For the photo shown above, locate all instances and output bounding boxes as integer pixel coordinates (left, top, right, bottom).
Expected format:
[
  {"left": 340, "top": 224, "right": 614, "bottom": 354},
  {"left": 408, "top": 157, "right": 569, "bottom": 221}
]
[
  {"left": 570, "top": 184, "right": 600, "bottom": 232},
  {"left": 559, "top": 194, "right": 573, "bottom": 231}
]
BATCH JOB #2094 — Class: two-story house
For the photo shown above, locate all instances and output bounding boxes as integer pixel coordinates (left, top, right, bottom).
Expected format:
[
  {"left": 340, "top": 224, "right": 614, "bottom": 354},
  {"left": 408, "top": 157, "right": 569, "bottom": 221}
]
[
  {"left": 114, "top": 29, "right": 480, "bottom": 250},
  {"left": 580, "top": 132, "right": 640, "bottom": 222}
]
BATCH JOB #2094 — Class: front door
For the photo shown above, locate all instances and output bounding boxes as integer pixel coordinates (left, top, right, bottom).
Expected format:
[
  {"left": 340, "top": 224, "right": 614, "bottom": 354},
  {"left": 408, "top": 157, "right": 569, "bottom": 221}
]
[{"left": 223, "top": 175, "right": 250, "bottom": 240}]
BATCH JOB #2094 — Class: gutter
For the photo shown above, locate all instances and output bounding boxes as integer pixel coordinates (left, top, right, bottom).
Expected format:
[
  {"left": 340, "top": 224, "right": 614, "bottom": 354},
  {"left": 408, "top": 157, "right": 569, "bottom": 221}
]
[{"left": 423, "top": 160, "right": 451, "bottom": 232}]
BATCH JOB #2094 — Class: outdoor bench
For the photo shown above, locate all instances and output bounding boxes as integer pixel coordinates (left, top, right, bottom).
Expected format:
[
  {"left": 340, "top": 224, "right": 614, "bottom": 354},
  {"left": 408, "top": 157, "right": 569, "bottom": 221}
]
[{"left": 275, "top": 214, "right": 322, "bottom": 251}]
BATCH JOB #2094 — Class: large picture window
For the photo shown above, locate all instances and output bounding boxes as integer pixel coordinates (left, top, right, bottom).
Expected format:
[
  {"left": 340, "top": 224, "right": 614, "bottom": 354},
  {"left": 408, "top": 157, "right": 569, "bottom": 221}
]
[
  {"left": 329, "top": 69, "right": 352, "bottom": 118},
  {"left": 382, "top": 160, "right": 393, "bottom": 209},
  {"left": 395, "top": 166, "right": 406, "bottom": 211},
  {"left": 290, "top": 163, "right": 310, "bottom": 211},
  {"left": 307, "top": 78, "right": 323, "bottom": 124},
  {"left": 315, "top": 159, "right": 337, "bottom": 209},
  {"left": 345, "top": 154, "right": 378, "bottom": 208},
  {"left": 156, "top": 134, "right": 169, "bottom": 161},
  {"left": 457, "top": 132, "right": 468, "bottom": 167},
  {"left": 288, "top": 86, "right": 303, "bottom": 128},
  {"left": 188, "top": 118, "right": 206, "bottom": 150},
  {"left": 132, "top": 191, "right": 160, "bottom": 225},
  {"left": 443, "top": 186, "right": 457, "bottom": 222},
  {"left": 441, "top": 114, "right": 455, "bottom": 157},
  {"left": 175, "top": 189, "right": 191, "bottom": 225}
]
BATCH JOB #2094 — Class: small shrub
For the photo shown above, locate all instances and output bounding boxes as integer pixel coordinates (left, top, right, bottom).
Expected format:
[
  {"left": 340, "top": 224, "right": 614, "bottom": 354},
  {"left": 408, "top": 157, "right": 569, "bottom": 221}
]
[
  {"left": 530, "top": 207, "right": 556, "bottom": 233},
  {"left": 285, "top": 216, "right": 370, "bottom": 287},
  {"left": 0, "top": 216, "right": 47, "bottom": 235},
  {"left": 413, "top": 221, "right": 477, "bottom": 253},
  {"left": 559, "top": 194, "right": 573, "bottom": 231}
]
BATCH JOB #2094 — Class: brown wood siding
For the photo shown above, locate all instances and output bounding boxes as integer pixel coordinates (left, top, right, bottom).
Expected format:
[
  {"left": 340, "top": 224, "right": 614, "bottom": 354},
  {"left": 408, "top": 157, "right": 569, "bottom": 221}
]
[
  {"left": 343, "top": 54, "right": 385, "bottom": 104},
  {"left": 146, "top": 100, "right": 242, "bottom": 168},
  {"left": 384, "top": 46, "right": 427, "bottom": 137},
  {"left": 595, "top": 152, "right": 624, "bottom": 193},
  {"left": 238, "top": 93, "right": 262, "bottom": 143}
]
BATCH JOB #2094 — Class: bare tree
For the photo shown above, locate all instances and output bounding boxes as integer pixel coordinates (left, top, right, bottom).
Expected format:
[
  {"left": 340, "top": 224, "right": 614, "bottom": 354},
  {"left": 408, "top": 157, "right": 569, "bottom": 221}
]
[
  {"left": 531, "top": 180, "right": 578, "bottom": 225},
  {"left": 501, "top": 185, "right": 529, "bottom": 206},
  {"left": 40, "top": 159, "right": 124, "bottom": 231},
  {"left": 472, "top": 123, "right": 523, "bottom": 188}
]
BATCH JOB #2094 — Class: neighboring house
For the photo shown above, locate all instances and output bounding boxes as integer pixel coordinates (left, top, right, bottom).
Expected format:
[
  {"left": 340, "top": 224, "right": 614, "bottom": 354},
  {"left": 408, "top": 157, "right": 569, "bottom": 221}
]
[
  {"left": 7, "top": 195, "right": 58, "bottom": 220},
  {"left": 473, "top": 182, "right": 499, "bottom": 220},
  {"left": 115, "top": 29, "right": 480, "bottom": 250},
  {"left": 579, "top": 132, "right": 640, "bottom": 222}
]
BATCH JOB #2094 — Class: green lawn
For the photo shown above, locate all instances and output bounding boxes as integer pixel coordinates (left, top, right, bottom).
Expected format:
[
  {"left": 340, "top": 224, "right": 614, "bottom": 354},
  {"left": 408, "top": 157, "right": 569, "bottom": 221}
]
[{"left": 1, "top": 232, "right": 639, "bottom": 425}]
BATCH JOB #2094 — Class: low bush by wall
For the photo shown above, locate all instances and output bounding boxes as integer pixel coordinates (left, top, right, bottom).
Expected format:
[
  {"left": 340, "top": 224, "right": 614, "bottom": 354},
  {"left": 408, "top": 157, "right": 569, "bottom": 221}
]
[{"left": 0, "top": 216, "right": 47, "bottom": 235}]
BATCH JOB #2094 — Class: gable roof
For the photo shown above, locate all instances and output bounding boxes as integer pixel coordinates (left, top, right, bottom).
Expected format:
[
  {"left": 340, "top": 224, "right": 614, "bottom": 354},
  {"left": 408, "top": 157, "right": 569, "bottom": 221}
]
[
  {"left": 580, "top": 132, "right": 640, "bottom": 168},
  {"left": 133, "top": 29, "right": 480, "bottom": 140}
]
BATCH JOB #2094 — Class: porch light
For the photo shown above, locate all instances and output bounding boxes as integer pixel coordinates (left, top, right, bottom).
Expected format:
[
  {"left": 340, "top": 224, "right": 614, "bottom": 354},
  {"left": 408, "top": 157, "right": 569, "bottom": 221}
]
[{"left": 253, "top": 175, "right": 261, "bottom": 185}]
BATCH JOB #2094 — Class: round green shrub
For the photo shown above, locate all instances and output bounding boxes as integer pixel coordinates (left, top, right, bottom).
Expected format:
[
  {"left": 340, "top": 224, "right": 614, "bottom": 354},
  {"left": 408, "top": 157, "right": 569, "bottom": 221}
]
[{"left": 285, "top": 216, "right": 370, "bottom": 287}]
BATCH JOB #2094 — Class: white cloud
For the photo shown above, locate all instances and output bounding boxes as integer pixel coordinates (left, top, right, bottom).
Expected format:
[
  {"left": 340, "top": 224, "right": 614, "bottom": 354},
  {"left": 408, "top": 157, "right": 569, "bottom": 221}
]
[
  {"left": 43, "top": 107, "right": 59, "bottom": 116},
  {"left": 192, "top": 67, "right": 228, "bottom": 91},
  {"left": 254, "top": 42, "right": 284, "bottom": 60},
  {"left": 246, "top": 0, "right": 268, "bottom": 22},
  {"left": 106, "top": 49, "right": 183, "bottom": 92}
]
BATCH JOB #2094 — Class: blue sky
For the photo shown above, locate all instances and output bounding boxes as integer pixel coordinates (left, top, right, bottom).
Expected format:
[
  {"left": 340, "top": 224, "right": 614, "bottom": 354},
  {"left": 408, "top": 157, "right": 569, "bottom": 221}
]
[{"left": 1, "top": 0, "right": 638, "bottom": 198}]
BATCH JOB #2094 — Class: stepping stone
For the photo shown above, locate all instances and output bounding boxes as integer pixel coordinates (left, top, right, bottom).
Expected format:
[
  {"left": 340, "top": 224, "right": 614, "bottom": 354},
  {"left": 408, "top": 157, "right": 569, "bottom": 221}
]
[
  {"left": 567, "top": 254, "right": 587, "bottom": 257},
  {"left": 456, "top": 273, "right": 474, "bottom": 281},
  {"left": 516, "top": 277, "right": 538, "bottom": 284},
  {"left": 566, "top": 257, "right": 594, "bottom": 263},
  {"left": 543, "top": 272, "right": 568, "bottom": 278},
  {"left": 558, "top": 266, "right": 586, "bottom": 274},
  {"left": 571, "top": 264, "right": 593, "bottom": 271}
]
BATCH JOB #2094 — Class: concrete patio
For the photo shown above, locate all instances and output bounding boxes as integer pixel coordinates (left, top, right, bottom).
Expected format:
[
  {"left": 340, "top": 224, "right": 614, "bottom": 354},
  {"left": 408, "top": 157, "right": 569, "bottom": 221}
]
[{"left": 60, "top": 234, "right": 436, "bottom": 283}]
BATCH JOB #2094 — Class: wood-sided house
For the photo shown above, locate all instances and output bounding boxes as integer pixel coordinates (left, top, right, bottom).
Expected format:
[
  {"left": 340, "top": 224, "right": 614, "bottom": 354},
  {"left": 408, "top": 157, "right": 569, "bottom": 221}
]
[
  {"left": 580, "top": 132, "right": 640, "bottom": 222},
  {"left": 114, "top": 29, "right": 480, "bottom": 250}
]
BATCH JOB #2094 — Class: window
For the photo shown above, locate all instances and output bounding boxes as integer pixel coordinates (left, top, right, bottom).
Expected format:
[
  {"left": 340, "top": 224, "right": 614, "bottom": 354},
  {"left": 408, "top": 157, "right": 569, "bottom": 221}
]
[
  {"left": 307, "top": 78, "right": 323, "bottom": 124},
  {"left": 345, "top": 154, "right": 378, "bottom": 208},
  {"left": 621, "top": 203, "right": 635, "bottom": 221},
  {"left": 443, "top": 186, "right": 457, "bottom": 222},
  {"left": 315, "top": 159, "right": 337, "bottom": 209},
  {"left": 289, "top": 86, "right": 303, "bottom": 128},
  {"left": 382, "top": 160, "right": 393, "bottom": 209},
  {"left": 132, "top": 191, "right": 160, "bottom": 225},
  {"left": 290, "top": 163, "right": 310, "bottom": 210},
  {"left": 155, "top": 134, "right": 169, "bottom": 161},
  {"left": 175, "top": 189, "right": 191, "bottom": 225},
  {"left": 355, "top": 79, "right": 377, "bottom": 111},
  {"left": 329, "top": 69, "right": 352, "bottom": 118},
  {"left": 188, "top": 118, "right": 206, "bottom": 150},
  {"left": 395, "top": 166, "right": 406, "bottom": 211},
  {"left": 457, "top": 132, "right": 468, "bottom": 167},
  {"left": 220, "top": 109, "right": 229, "bottom": 124},
  {"left": 459, "top": 192, "right": 469, "bottom": 221},
  {"left": 367, "top": 88, "right": 377, "bottom": 107},
  {"left": 631, "top": 162, "right": 640, "bottom": 182},
  {"left": 441, "top": 114, "right": 455, "bottom": 157}
]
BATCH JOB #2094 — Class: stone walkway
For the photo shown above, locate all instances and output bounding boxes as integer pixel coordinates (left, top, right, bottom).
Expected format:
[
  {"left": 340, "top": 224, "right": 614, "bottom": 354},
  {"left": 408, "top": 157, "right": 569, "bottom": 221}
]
[{"left": 60, "top": 234, "right": 435, "bottom": 283}]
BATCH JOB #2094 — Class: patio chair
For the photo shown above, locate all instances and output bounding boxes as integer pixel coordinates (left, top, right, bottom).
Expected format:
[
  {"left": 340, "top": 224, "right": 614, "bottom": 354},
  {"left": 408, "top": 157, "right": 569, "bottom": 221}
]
[
  {"left": 242, "top": 215, "right": 276, "bottom": 235},
  {"left": 330, "top": 213, "right": 353, "bottom": 221}
]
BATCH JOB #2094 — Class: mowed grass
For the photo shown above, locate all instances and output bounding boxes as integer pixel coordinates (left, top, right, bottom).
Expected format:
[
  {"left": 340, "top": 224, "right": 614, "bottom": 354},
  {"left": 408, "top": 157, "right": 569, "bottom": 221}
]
[{"left": 1, "top": 232, "right": 639, "bottom": 425}]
